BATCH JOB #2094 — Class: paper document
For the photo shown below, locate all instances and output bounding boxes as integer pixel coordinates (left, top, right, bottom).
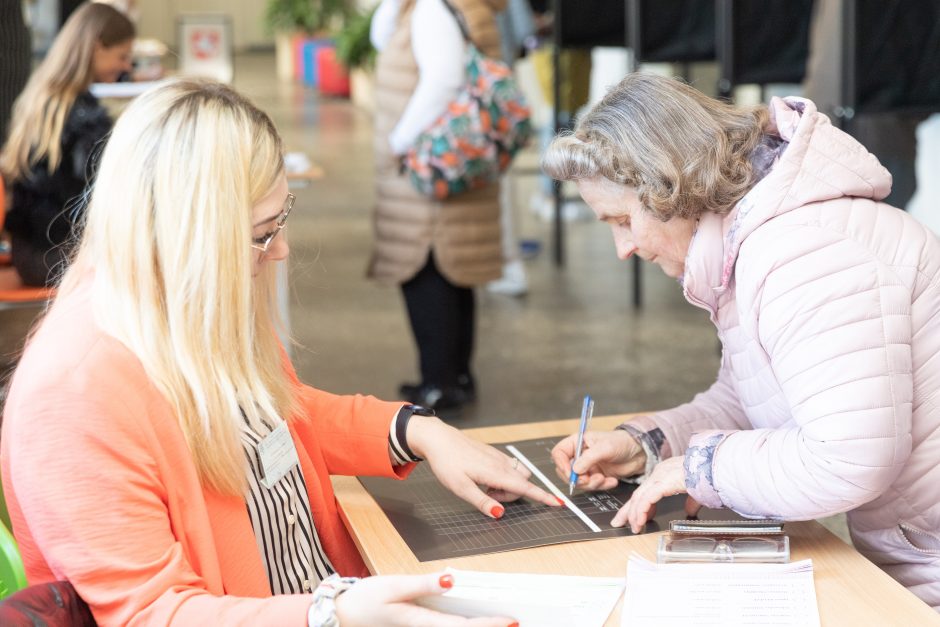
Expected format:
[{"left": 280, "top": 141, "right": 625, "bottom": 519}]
[
  {"left": 623, "top": 555, "right": 820, "bottom": 627},
  {"left": 418, "top": 568, "right": 623, "bottom": 627}
]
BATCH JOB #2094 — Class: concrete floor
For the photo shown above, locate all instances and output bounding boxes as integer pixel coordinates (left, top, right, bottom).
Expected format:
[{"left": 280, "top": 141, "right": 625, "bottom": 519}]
[{"left": 0, "top": 53, "right": 849, "bottom": 542}]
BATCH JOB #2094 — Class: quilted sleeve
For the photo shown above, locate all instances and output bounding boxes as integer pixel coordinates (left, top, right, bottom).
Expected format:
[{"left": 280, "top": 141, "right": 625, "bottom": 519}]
[
  {"left": 700, "top": 223, "right": 913, "bottom": 519},
  {"left": 626, "top": 355, "right": 751, "bottom": 465}
]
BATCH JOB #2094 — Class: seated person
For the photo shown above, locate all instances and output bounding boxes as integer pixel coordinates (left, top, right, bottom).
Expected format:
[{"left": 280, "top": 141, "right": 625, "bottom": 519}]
[
  {"left": 1, "top": 79, "right": 549, "bottom": 626},
  {"left": 0, "top": 2, "right": 133, "bottom": 286}
]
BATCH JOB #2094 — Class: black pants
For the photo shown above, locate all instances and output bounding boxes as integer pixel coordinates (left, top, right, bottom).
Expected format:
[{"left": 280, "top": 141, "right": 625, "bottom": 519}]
[{"left": 401, "top": 254, "right": 474, "bottom": 388}]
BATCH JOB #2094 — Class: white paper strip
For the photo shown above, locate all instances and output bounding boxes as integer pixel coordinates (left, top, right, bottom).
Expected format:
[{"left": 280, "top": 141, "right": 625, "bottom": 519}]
[{"left": 505, "top": 444, "right": 602, "bottom": 533}]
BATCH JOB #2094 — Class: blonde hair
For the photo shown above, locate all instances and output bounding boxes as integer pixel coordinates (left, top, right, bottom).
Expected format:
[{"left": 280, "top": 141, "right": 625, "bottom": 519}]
[
  {"left": 59, "top": 79, "right": 297, "bottom": 495},
  {"left": 1, "top": 2, "right": 134, "bottom": 181},
  {"left": 542, "top": 73, "right": 770, "bottom": 221}
]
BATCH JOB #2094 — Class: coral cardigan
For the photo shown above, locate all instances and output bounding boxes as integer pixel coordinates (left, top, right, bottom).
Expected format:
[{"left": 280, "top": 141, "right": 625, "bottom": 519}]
[{"left": 0, "top": 282, "right": 413, "bottom": 626}]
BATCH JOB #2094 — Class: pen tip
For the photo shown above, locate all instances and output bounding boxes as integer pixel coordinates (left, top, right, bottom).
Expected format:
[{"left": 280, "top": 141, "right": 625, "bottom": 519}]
[{"left": 568, "top": 486, "right": 573, "bottom": 496}]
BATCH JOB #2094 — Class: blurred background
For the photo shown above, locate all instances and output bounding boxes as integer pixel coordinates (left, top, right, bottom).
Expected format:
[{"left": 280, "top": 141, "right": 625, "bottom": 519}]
[{"left": 3, "top": 0, "right": 938, "bottom": 435}]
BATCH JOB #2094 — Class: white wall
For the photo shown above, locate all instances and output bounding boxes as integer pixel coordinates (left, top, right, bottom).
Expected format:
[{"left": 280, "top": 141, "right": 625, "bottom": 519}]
[{"left": 136, "top": 0, "right": 270, "bottom": 51}]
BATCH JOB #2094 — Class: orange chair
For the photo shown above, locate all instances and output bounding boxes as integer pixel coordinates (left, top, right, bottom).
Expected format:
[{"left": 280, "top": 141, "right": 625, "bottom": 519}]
[
  {"left": 0, "top": 177, "right": 55, "bottom": 309},
  {"left": 0, "top": 176, "right": 10, "bottom": 266}
]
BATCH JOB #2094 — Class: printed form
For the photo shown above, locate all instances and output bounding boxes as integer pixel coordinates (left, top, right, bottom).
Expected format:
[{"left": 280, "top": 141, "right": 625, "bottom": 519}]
[
  {"left": 623, "top": 556, "right": 820, "bottom": 627},
  {"left": 418, "top": 568, "right": 623, "bottom": 626}
]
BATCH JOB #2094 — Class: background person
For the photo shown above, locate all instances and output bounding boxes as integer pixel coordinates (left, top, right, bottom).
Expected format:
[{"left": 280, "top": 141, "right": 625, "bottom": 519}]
[
  {"left": 0, "top": 2, "right": 133, "bottom": 287},
  {"left": 369, "top": 0, "right": 507, "bottom": 411},
  {"left": 1, "top": 79, "right": 554, "bottom": 626},
  {"left": 486, "top": 0, "right": 536, "bottom": 298},
  {"left": 545, "top": 72, "right": 940, "bottom": 610}
]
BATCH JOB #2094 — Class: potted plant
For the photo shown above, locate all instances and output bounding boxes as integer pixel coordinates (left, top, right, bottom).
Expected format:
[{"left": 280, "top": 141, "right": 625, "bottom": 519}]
[
  {"left": 335, "top": 7, "right": 377, "bottom": 109},
  {"left": 265, "top": 0, "right": 351, "bottom": 82}
]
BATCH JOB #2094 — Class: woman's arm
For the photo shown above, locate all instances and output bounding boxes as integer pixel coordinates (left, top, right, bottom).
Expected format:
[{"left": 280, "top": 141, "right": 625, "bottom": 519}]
[
  {"left": 294, "top": 385, "right": 560, "bottom": 515},
  {"left": 623, "top": 355, "right": 751, "bottom": 465},
  {"left": 388, "top": 0, "right": 467, "bottom": 154},
  {"left": 370, "top": 0, "right": 401, "bottom": 52},
  {"left": 294, "top": 383, "right": 413, "bottom": 478},
  {"left": 549, "top": 357, "right": 750, "bottom": 491},
  {"left": 688, "top": 225, "right": 913, "bottom": 518}
]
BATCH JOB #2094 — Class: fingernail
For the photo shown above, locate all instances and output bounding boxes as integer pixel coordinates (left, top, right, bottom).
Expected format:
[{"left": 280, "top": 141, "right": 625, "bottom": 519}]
[
  {"left": 439, "top": 574, "right": 453, "bottom": 589},
  {"left": 508, "top": 623, "right": 519, "bottom": 627},
  {"left": 490, "top": 505, "right": 504, "bottom": 519},
  {"left": 555, "top": 497, "right": 565, "bottom": 506}
]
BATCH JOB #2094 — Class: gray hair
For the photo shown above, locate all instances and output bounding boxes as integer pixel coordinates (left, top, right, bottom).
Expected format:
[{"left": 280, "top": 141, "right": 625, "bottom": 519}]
[{"left": 542, "top": 73, "right": 770, "bottom": 221}]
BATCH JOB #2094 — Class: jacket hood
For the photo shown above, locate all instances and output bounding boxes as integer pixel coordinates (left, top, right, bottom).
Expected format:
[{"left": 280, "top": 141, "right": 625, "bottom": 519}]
[{"left": 682, "top": 97, "right": 893, "bottom": 309}]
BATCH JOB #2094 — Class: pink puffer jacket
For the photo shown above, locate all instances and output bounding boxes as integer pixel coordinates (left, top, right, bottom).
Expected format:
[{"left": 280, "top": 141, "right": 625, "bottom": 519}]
[{"left": 631, "top": 97, "right": 940, "bottom": 609}]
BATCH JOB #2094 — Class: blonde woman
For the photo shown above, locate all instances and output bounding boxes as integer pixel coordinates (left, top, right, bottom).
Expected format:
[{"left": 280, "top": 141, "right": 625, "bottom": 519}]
[
  {"left": 0, "top": 80, "right": 550, "bottom": 625},
  {"left": 546, "top": 73, "right": 940, "bottom": 610},
  {"left": 0, "top": 2, "right": 133, "bottom": 287}
]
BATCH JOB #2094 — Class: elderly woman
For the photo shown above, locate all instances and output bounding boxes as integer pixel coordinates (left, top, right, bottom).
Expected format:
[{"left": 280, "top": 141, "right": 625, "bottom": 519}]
[{"left": 545, "top": 73, "right": 940, "bottom": 610}]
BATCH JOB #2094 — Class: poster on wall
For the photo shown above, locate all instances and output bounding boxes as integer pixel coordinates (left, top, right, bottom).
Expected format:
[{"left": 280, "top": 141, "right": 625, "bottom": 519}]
[{"left": 177, "top": 14, "right": 234, "bottom": 83}]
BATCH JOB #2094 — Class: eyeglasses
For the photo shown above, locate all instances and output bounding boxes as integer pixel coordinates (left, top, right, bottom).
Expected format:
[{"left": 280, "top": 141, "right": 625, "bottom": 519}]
[
  {"left": 659, "top": 535, "right": 789, "bottom": 563},
  {"left": 251, "top": 193, "right": 295, "bottom": 253}
]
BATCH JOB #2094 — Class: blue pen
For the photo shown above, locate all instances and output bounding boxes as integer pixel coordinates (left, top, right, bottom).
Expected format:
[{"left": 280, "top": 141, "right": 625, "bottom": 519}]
[{"left": 568, "top": 395, "right": 595, "bottom": 495}]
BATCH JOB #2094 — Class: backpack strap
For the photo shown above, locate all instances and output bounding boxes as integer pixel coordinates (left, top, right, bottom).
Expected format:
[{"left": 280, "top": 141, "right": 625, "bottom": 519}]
[{"left": 439, "top": 0, "right": 476, "bottom": 47}]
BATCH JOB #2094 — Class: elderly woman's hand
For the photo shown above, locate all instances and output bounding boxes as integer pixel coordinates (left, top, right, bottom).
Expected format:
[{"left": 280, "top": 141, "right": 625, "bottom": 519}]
[
  {"left": 407, "top": 416, "right": 562, "bottom": 518},
  {"left": 551, "top": 429, "right": 647, "bottom": 491},
  {"left": 610, "top": 456, "right": 701, "bottom": 532}
]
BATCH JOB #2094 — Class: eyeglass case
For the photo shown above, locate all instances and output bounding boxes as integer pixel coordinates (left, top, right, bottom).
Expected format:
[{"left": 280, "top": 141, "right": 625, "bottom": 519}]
[{"left": 657, "top": 519, "right": 790, "bottom": 564}]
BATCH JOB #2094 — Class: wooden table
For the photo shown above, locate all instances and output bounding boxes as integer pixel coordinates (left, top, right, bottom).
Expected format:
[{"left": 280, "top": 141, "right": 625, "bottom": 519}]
[{"left": 332, "top": 415, "right": 940, "bottom": 626}]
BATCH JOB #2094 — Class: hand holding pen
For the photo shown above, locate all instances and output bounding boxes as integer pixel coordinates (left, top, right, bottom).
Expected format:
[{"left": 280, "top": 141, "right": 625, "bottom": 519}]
[
  {"left": 568, "top": 395, "right": 594, "bottom": 495},
  {"left": 551, "top": 408, "right": 649, "bottom": 494}
]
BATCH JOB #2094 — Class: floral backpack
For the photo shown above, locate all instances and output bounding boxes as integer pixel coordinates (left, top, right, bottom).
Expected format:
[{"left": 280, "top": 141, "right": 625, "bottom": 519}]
[{"left": 403, "top": 0, "right": 533, "bottom": 201}]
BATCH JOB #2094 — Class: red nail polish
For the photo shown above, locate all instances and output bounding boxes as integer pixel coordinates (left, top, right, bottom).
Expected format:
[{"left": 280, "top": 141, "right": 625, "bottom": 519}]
[
  {"left": 555, "top": 497, "right": 565, "bottom": 506},
  {"left": 439, "top": 574, "right": 453, "bottom": 589},
  {"left": 490, "top": 505, "right": 504, "bottom": 519},
  {"left": 508, "top": 622, "right": 520, "bottom": 627}
]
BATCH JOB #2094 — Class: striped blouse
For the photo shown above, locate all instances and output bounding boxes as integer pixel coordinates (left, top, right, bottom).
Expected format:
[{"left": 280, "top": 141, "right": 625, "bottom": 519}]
[{"left": 241, "top": 408, "right": 418, "bottom": 595}]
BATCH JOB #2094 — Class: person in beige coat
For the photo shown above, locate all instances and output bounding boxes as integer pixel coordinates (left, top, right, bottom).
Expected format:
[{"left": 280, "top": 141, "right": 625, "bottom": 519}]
[{"left": 370, "top": 0, "right": 506, "bottom": 411}]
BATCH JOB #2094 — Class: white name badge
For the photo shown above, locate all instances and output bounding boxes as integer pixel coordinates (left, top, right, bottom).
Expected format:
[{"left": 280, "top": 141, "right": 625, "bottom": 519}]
[{"left": 258, "top": 420, "right": 300, "bottom": 489}]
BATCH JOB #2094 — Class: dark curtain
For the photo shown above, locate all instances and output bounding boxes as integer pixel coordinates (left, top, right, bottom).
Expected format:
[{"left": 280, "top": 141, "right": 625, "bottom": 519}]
[
  {"left": 556, "top": 0, "right": 626, "bottom": 48},
  {"left": 0, "top": 0, "right": 31, "bottom": 144},
  {"left": 730, "top": 0, "right": 814, "bottom": 85},
  {"left": 638, "top": 0, "right": 715, "bottom": 63},
  {"left": 854, "top": 0, "right": 940, "bottom": 113}
]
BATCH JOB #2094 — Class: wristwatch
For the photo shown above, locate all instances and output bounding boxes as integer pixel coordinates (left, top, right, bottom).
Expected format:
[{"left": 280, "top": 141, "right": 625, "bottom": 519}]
[
  {"left": 308, "top": 574, "right": 359, "bottom": 627},
  {"left": 396, "top": 404, "right": 437, "bottom": 462}
]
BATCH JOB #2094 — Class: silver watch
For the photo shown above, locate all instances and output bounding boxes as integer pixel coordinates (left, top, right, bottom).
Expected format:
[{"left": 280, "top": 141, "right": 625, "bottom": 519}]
[{"left": 308, "top": 574, "right": 359, "bottom": 627}]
